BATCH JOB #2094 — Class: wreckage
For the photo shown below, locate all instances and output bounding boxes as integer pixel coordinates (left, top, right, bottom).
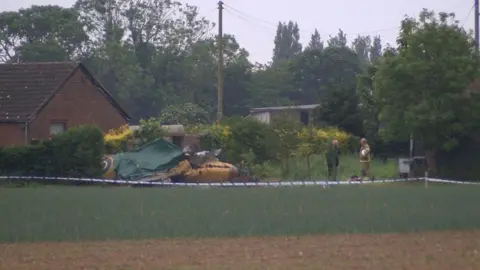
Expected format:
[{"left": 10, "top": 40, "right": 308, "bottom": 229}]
[{"left": 102, "top": 138, "right": 257, "bottom": 183}]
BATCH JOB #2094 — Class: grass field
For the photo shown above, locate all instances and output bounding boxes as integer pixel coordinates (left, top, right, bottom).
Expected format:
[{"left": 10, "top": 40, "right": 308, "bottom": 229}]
[
  {"left": 1, "top": 182, "right": 480, "bottom": 243},
  {"left": 261, "top": 154, "right": 398, "bottom": 180}
]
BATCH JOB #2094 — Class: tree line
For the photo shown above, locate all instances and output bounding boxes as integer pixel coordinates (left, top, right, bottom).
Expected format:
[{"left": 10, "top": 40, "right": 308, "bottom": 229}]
[
  {"left": 0, "top": 0, "right": 379, "bottom": 128},
  {"left": 1, "top": 2, "right": 480, "bottom": 176}
]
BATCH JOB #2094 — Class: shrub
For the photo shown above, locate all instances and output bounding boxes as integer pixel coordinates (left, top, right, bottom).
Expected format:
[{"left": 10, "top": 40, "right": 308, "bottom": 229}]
[
  {"left": 199, "top": 117, "right": 281, "bottom": 165},
  {"left": 104, "top": 124, "right": 133, "bottom": 154},
  {"left": 133, "top": 117, "right": 165, "bottom": 145},
  {"left": 198, "top": 117, "right": 356, "bottom": 163},
  {"left": 0, "top": 125, "right": 104, "bottom": 178},
  {"left": 104, "top": 118, "right": 166, "bottom": 154}
]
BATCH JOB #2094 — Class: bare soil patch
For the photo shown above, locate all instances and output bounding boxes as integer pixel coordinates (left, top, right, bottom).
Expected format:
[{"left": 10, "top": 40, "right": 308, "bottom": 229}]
[{"left": 1, "top": 230, "right": 479, "bottom": 270}]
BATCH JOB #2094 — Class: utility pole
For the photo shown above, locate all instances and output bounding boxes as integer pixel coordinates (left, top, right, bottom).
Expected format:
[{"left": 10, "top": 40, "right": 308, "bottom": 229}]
[
  {"left": 476, "top": 0, "right": 479, "bottom": 50},
  {"left": 217, "top": 1, "right": 224, "bottom": 121}
]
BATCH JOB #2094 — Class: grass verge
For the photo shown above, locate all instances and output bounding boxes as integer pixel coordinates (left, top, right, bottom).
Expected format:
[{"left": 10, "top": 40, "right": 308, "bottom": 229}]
[
  {"left": 1, "top": 183, "right": 480, "bottom": 243},
  {"left": 258, "top": 154, "right": 398, "bottom": 180}
]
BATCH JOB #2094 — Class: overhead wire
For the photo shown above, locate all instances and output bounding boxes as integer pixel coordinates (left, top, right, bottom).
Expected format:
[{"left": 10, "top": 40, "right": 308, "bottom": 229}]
[
  {"left": 222, "top": 2, "right": 476, "bottom": 38},
  {"left": 461, "top": 1, "right": 475, "bottom": 28},
  {"left": 223, "top": 8, "right": 276, "bottom": 37},
  {"left": 222, "top": 3, "right": 400, "bottom": 38}
]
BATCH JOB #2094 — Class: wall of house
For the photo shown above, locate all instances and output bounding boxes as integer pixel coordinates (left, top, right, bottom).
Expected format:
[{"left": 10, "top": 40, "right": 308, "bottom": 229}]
[
  {"left": 28, "top": 69, "right": 128, "bottom": 141},
  {"left": 268, "top": 110, "right": 315, "bottom": 125},
  {"left": 270, "top": 110, "right": 299, "bottom": 124},
  {"left": 251, "top": 112, "right": 271, "bottom": 124},
  {"left": 0, "top": 123, "right": 25, "bottom": 146}
]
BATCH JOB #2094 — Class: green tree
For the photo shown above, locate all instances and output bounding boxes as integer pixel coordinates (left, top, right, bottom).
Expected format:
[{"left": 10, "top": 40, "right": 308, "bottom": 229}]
[
  {"left": 327, "top": 29, "right": 347, "bottom": 47},
  {"left": 289, "top": 48, "right": 324, "bottom": 103},
  {"left": 351, "top": 35, "right": 371, "bottom": 69},
  {"left": 373, "top": 9, "right": 480, "bottom": 174},
  {"left": 272, "top": 21, "right": 302, "bottom": 63},
  {"left": 306, "top": 29, "right": 323, "bottom": 51},
  {"left": 134, "top": 117, "right": 166, "bottom": 145},
  {"left": 369, "top": 35, "right": 382, "bottom": 63},
  {"left": 247, "top": 61, "right": 294, "bottom": 107},
  {"left": 75, "top": 0, "right": 214, "bottom": 121},
  {"left": 0, "top": 5, "right": 89, "bottom": 62},
  {"left": 290, "top": 44, "right": 363, "bottom": 135},
  {"left": 357, "top": 64, "right": 379, "bottom": 140}
]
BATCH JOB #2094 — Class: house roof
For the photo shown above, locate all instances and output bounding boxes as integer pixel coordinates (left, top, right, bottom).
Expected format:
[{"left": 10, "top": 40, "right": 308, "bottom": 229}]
[
  {"left": 0, "top": 62, "right": 130, "bottom": 122},
  {"left": 250, "top": 104, "right": 320, "bottom": 114}
]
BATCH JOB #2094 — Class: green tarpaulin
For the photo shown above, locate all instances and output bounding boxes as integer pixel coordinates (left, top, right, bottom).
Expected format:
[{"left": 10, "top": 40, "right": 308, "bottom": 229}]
[{"left": 112, "top": 138, "right": 185, "bottom": 180}]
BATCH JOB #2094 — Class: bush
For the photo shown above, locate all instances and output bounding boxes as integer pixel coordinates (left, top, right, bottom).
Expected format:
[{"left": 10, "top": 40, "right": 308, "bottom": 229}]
[
  {"left": 199, "top": 117, "right": 281, "bottom": 165},
  {"left": 199, "top": 117, "right": 357, "bottom": 163},
  {"left": 104, "top": 124, "right": 133, "bottom": 154},
  {"left": 104, "top": 118, "right": 166, "bottom": 154},
  {"left": 133, "top": 117, "right": 166, "bottom": 146},
  {"left": 0, "top": 125, "right": 104, "bottom": 178}
]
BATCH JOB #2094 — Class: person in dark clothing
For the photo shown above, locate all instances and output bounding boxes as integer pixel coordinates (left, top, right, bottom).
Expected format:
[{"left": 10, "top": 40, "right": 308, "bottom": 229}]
[{"left": 325, "top": 140, "right": 340, "bottom": 181}]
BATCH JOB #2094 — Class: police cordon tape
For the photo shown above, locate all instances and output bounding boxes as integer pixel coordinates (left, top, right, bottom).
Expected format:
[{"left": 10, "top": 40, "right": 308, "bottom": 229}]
[{"left": 0, "top": 176, "right": 479, "bottom": 187}]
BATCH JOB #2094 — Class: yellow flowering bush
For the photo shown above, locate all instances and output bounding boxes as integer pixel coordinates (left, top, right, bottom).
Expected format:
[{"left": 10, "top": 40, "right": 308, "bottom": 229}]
[
  {"left": 197, "top": 123, "right": 232, "bottom": 151},
  {"left": 104, "top": 125, "right": 133, "bottom": 154},
  {"left": 184, "top": 124, "right": 209, "bottom": 134},
  {"left": 282, "top": 126, "right": 352, "bottom": 156},
  {"left": 197, "top": 119, "right": 353, "bottom": 162}
]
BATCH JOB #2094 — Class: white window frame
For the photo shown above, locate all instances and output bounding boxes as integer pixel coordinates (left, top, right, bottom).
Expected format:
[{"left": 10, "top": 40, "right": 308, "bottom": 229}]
[{"left": 50, "top": 121, "right": 67, "bottom": 136}]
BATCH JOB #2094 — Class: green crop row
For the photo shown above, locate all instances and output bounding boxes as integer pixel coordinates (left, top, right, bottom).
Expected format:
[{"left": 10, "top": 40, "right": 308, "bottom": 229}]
[{"left": 1, "top": 183, "right": 480, "bottom": 243}]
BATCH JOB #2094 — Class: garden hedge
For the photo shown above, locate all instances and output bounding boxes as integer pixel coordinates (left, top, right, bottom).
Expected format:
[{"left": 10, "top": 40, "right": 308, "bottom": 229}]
[{"left": 0, "top": 125, "right": 104, "bottom": 178}]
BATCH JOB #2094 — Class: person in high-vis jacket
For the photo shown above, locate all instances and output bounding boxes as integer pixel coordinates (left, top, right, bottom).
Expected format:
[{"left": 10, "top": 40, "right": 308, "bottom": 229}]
[{"left": 359, "top": 138, "right": 371, "bottom": 180}]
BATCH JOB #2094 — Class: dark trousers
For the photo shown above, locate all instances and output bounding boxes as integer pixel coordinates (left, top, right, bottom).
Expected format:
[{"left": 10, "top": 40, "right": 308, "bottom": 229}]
[{"left": 327, "top": 165, "right": 338, "bottom": 181}]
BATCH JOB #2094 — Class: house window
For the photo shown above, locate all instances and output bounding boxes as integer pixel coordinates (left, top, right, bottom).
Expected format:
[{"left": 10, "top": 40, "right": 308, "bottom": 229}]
[{"left": 50, "top": 122, "right": 66, "bottom": 136}]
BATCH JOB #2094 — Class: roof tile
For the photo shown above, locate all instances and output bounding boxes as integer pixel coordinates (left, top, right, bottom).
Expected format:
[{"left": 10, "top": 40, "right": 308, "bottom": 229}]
[{"left": 0, "top": 62, "right": 77, "bottom": 122}]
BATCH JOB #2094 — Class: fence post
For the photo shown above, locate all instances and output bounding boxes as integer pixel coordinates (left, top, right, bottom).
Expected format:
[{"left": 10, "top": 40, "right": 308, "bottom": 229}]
[{"left": 424, "top": 171, "right": 428, "bottom": 188}]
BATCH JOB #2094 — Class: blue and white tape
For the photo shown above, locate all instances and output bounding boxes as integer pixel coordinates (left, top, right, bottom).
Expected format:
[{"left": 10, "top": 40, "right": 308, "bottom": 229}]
[{"left": 0, "top": 176, "right": 478, "bottom": 187}]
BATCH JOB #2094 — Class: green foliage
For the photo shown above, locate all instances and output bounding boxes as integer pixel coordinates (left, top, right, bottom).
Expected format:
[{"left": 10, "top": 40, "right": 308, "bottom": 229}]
[
  {"left": 357, "top": 64, "right": 380, "bottom": 141},
  {"left": 5, "top": 1, "right": 480, "bottom": 179},
  {"left": 1, "top": 184, "right": 480, "bottom": 242},
  {"left": 0, "top": 125, "right": 104, "bottom": 178},
  {"left": 272, "top": 20, "right": 302, "bottom": 63},
  {"left": 268, "top": 154, "right": 396, "bottom": 181},
  {"left": 227, "top": 118, "right": 281, "bottom": 164},
  {"left": 0, "top": 5, "right": 88, "bottom": 62},
  {"left": 327, "top": 29, "right": 347, "bottom": 47},
  {"left": 200, "top": 117, "right": 281, "bottom": 165},
  {"left": 290, "top": 45, "right": 363, "bottom": 135},
  {"left": 134, "top": 117, "right": 166, "bottom": 145},
  {"left": 306, "top": 29, "right": 324, "bottom": 51},
  {"left": 271, "top": 118, "right": 302, "bottom": 160},
  {"left": 373, "top": 9, "right": 480, "bottom": 152},
  {"left": 158, "top": 103, "right": 211, "bottom": 125}
]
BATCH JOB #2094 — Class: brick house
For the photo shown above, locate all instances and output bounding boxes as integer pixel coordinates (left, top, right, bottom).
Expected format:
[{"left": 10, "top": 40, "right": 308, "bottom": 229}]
[{"left": 0, "top": 62, "right": 130, "bottom": 147}]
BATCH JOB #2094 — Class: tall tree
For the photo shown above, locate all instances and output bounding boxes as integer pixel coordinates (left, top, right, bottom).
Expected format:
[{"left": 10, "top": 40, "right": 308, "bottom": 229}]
[
  {"left": 369, "top": 35, "right": 382, "bottom": 63},
  {"left": 327, "top": 29, "right": 347, "bottom": 47},
  {"left": 272, "top": 21, "right": 302, "bottom": 62},
  {"left": 0, "top": 5, "right": 89, "bottom": 62},
  {"left": 247, "top": 60, "right": 294, "bottom": 107},
  {"left": 306, "top": 29, "right": 323, "bottom": 51},
  {"left": 74, "top": 0, "right": 214, "bottom": 121},
  {"left": 313, "top": 46, "right": 363, "bottom": 135},
  {"left": 356, "top": 64, "right": 379, "bottom": 140},
  {"left": 289, "top": 44, "right": 363, "bottom": 134},
  {"left": 351, "top": 35, "right": 371, "bottom": 68},
  {"left": 373, "top": 9, "right": 480, "bottom": 175}
]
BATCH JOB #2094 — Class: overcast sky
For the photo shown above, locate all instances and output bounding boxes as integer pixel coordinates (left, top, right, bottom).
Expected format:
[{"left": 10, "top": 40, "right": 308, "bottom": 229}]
[{"left": 0, "top": 0, "right": 474, "bottom": 64}]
